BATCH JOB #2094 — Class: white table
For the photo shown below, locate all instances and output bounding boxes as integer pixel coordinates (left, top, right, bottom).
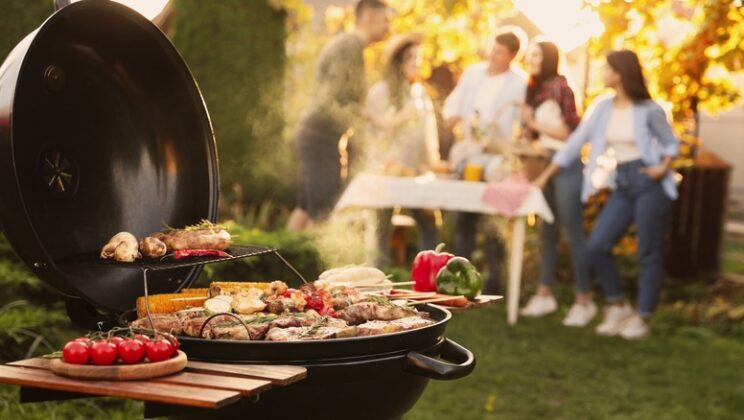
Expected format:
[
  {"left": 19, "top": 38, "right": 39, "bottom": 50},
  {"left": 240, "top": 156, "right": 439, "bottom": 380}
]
[{"left": 334, "top": 173, "right": 554, "bottom": 325}]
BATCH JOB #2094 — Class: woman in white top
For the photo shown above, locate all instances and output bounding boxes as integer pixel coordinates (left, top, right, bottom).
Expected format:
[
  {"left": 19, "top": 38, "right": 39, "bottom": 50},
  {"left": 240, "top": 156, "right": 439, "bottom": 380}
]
[
  {"left": 518, "top": 40, "right": 594, "bottom": 327},
  {"left": 365, "top": 33, "right": 440, "bottom": 266}
]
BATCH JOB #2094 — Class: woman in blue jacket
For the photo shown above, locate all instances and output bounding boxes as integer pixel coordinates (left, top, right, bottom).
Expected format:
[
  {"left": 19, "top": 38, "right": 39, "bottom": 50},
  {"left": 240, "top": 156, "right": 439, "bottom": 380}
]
[{"left": 533, "top": 50, "right": 679, "bottom": 340}]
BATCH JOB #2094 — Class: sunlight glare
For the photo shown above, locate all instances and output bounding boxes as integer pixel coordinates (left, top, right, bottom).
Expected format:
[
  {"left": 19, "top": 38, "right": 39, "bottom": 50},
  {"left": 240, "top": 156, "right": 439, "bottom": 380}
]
[{"left": 514, "top": 0, "right": 604, "bottom": 51}]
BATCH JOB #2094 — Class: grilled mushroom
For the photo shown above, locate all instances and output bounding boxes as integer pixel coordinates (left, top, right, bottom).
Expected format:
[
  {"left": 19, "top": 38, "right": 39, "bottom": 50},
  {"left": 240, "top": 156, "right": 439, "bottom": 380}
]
[{"left": 100, "top": 232, "right": 140, "bottom": 262}]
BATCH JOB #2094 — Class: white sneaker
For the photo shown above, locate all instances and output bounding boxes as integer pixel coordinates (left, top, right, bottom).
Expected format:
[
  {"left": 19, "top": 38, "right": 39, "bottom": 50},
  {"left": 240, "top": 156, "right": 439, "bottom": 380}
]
[
  {"left": 520, "top": 294, "right": 558, "bottom": 317},
  {"left": 595, "top": 303, "right": 634, "bottom": 336},
  {"left": 618, "top": 315, "right": 649, "bottom": 340},
  {"left": 562, "top": 302, "right": 598, "bottom": 327}
]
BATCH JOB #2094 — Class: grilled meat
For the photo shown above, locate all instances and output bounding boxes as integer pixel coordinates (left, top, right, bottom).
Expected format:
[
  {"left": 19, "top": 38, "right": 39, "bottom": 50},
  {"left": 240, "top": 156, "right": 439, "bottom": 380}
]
[
  {"left": 181, "top": 314, "right": 236, "bottom": 337},
  {"left": 206, "top": 322, "right": 271, "bottom": 340},
  {"left": 328, "top": 285, "right": 364, "bottom": 310},
  {"left": 265, "top": 317, "right": 357, "bottom": 341},
  {"left": 131, "top": 314, "right": 182, "bottom": 334},
  {"left": 152, "top": 228, "right": 230, "bottom": 251},
  {"left": 139, "top": 236, "right": 167, "bottom": 258},
  {"left": 356, "top": 317, "right": 435, "bottom": 336},
  {"left": 264, "top": 290, "right": 308, "bottom": 314},
  {"left": 337, "top": 302, "right": 417, "bottom": 325}
]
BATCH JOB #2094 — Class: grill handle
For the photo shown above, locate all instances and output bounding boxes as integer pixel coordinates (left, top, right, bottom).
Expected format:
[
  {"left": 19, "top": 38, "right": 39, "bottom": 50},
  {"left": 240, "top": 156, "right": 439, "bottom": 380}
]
[{"left": 403, "top": 337, "right": 475, "bottom": 380}]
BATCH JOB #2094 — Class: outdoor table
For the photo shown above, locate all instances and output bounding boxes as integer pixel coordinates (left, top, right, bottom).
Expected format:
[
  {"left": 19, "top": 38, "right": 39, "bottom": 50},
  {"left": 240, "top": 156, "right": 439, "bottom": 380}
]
[
  {"left": 334, "top": 173, "right": 555, "bottom": 325},
  {"left": 0, "top": 357, "right": 306, "bottom": 418}
]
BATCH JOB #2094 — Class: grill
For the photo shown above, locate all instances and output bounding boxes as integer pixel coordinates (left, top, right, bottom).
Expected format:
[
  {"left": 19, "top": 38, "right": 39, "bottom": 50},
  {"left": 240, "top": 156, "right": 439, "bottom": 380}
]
[{"left": 0, "top": 1, "right": 476, "bottom": 419}]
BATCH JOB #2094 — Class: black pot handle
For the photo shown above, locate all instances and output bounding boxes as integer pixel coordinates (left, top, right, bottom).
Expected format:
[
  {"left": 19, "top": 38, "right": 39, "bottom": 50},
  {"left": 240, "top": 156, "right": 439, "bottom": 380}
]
[
  {"left": 403, "top": 338, "right": 475, "bottom": 380},
  {"left": 54, "top": 0, "right": 72, "bottom": 12}
]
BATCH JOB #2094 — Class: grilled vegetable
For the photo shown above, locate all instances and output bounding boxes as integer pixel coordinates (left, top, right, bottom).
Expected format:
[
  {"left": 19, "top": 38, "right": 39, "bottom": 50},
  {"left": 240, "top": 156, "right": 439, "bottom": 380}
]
[
  {"left": 139, "top": 236, "right": 167, "bottom": 258},
  {"left": 100, "top": 232, "right": 140, "bottom": 262},
  {"left": 180, "top": 288, "right": 209, "bottom": 295},
  {"left": 136, "top": 291, "right": 209, "bottom": 318},
  {"left": 435, "top": 257, "right": 483, "bottom": 300},
  {"left": 204, "top": 298, "right": 232, "bottom": 316},
  {"left": 174, "top": 249, "right": 230, "bottom": 259},
  {"left": 411, "top": 243, "right": 454, "bottom": 292},
  {"left": 209, "top": 282, "right": 274, "bottom": 297}
]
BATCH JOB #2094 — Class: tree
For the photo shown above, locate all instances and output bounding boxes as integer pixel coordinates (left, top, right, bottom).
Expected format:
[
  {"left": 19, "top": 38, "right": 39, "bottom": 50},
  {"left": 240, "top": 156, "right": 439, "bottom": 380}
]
[{"left": 589, "top": 0, "right": 744, "bottom": 161}]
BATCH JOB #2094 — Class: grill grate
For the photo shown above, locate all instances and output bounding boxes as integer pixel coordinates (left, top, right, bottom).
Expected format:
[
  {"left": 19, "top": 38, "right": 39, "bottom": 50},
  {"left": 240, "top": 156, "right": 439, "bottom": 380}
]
[{"left": 55, "top": 244, "right": 277, "bottom": 271}]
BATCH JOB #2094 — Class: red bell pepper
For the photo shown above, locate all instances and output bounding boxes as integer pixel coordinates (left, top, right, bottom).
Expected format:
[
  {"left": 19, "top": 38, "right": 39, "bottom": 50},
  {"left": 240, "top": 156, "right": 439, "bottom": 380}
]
[
  {"left": 173, "top": 249, "right": 230, "bottom": 259},
  {"left": 411, "top": 243, "right": 454, "bottom": 292}
]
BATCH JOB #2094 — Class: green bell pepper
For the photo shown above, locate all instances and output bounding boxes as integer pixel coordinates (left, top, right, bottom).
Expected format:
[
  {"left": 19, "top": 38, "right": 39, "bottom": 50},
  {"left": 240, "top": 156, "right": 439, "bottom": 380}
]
[{"left": 435, "top": 256, "right": 483, "bottom": 299}]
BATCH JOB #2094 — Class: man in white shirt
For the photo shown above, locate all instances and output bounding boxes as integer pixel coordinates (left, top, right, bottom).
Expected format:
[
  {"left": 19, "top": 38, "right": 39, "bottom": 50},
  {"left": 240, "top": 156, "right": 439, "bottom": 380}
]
[{"left": 442, "top": 31, "right": 527, "bottom": 294}]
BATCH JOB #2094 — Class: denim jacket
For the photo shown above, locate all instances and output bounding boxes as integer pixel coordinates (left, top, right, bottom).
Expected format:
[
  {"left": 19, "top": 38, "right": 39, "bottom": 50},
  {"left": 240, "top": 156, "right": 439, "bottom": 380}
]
[{"left": 552, "top": 95, "right": 680, "bottom": 202}]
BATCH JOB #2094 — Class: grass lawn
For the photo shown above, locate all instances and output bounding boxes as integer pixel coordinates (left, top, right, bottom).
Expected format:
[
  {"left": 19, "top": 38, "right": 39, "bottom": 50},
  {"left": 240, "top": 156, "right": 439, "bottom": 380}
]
[
  {"left": 2, "top": 303, "right": 742, "bottom": 419},
  {"left": 406, "top": 306, "right": 744, "bottom": 420},
  {"left": 1, "top": 233, "right": 742, "bottom": 419}
]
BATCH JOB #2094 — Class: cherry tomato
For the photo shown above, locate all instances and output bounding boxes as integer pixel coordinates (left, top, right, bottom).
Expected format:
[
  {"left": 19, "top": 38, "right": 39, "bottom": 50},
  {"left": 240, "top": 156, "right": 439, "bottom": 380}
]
[
  {"left": 73, "top": 337, "right": 92, "bottom": 347},
  {"left": 90, "top": 341, "right": 118, "bottom": 366},
  {"left": 109, "top": 336, "right": 125, "bottom": 349},
  {"left": 305, "top": 293, "right": 324, "bottom": 311},
  {"left": 118, "top": 339, "right": 145, "bottom": 364},
  {"left": 145, "top": 339, "right": 173, "bottom": 362},
  {"left": 133, "top": 334, "right": 151, "bottom": 344},
  {"left": 62, "top": 341, "right": 90, "bottom": 365},
  {"left": 160, "top": 333, "right": 180, "bottom": 357}
]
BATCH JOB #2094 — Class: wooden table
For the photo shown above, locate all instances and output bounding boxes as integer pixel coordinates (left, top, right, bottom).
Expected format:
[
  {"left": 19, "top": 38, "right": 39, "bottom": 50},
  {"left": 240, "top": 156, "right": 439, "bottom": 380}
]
[
  {"left": 335, "top": 174, "right": 554, "bottom": 325},
  {"left": 0, "top": 357, "right": 306, "bottom": 418}
]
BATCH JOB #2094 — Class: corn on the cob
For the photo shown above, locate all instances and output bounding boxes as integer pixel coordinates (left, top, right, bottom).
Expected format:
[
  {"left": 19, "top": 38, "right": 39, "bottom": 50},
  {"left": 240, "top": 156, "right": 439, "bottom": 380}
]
[
  {"left": 179, "top": 288, "right": 210, "bottom": 296},
  {"left": 208, "top": 282, "right": 274, "bottom": 297},
  {"left": 136, "top": 292, "right": 208, "bottom": 317}
]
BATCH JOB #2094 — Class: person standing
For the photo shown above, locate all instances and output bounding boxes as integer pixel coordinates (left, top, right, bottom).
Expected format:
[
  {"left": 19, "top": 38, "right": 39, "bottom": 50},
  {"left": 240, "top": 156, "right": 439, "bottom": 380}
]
[
  {"left": 364, "top": 33, "right": 440, "bottom": 266},
  {"left": 287, "top": 0, "right": 390, "bottom": 231},
  {"left": 518, "top": 40, "right": 595, "bottom": 326},
  {"left": 533, "top": 50, "right": 680, "bottom": 340},
  {"left": 442, "top": 30, "right": 527, "bottom": 294}
]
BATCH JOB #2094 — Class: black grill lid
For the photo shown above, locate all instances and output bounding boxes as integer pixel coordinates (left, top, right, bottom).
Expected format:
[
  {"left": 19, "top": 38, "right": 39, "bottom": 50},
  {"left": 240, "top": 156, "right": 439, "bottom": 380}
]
[{"left": 0, "top": 0, "right": 219, "bottom": 312}]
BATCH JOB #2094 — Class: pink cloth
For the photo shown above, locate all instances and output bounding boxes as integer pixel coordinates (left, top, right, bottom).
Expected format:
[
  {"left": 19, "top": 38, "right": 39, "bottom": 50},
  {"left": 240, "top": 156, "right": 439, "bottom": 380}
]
[{"left": 481, "top": 174, "right": 532, "bottom": 217}]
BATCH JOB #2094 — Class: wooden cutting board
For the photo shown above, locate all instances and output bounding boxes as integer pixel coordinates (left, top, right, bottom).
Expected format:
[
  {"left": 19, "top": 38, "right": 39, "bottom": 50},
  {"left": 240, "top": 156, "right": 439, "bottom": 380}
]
[{"left": 49, "top": 350, "right": 187, "bottom": 380}]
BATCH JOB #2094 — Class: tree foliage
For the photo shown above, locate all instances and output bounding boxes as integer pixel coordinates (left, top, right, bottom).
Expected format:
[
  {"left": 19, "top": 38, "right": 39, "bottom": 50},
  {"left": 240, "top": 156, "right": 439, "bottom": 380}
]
[
  {"left": 171, "top": 0, "right": 289, "bottom": 214},
  {"left": 589, "top": 0, "right": 744, "bottom": 157}
]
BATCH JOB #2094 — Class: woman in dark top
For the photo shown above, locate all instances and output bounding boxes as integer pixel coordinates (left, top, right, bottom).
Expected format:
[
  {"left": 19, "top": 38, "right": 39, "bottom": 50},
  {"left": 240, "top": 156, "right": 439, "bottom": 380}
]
[{"left": 519, "top": 40, "right": 594, "bottom": 327}]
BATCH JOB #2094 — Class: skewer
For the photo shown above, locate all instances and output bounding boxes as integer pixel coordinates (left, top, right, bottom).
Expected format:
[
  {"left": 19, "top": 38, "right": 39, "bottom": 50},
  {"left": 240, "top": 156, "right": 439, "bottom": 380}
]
[
  {"left": 349, "top": 281, "right": 415, "bottom": 288},
  {"left": 409, "top": 295, "right": 465, "bottom": 304},
  {"left": 388, "top": 292, "right": 437, "bottom": 299}
]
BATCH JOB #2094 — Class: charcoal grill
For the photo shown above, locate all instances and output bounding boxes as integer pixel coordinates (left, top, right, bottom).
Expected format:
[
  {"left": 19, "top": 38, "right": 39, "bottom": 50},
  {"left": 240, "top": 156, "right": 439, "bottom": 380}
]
[{"left": 0, "top": 1, "right": 476, "bottom": 419}]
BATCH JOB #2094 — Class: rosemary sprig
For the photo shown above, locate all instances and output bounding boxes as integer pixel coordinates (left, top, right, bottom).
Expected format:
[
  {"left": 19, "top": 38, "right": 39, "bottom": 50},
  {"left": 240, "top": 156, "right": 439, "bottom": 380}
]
[
  {"left": 300, "top": 317, "right": 328, "bottom": 338},
  {"left": 163, "top": 219, "right": 225, "bottom": 233},
  {"left": 213, "top": 314, "right": 278, "bottom": 328},
  {"left": 365, "top": 294, "right": 414, "bottom": 311}
]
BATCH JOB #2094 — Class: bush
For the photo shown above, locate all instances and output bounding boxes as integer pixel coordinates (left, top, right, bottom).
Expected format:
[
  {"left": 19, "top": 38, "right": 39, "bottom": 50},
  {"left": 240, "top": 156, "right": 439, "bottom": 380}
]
[
  {"left": 0, "top": 0, "right": 48, "bottom": 61},
  {"left": 171, "top": 0, "right": 292, "bottom": 215},
  {"left": 196, "top": 222, "right": 324, "bottom": 288}
]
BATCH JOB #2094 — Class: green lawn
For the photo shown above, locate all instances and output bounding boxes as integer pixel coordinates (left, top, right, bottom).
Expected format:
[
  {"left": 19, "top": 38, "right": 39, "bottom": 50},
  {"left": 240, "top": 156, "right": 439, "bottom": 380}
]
[
  {"left": 406, "top": 306, "right": 744, "bottom": 420},
  {"left": 2, "top": 304, "right": 742, "bottom": 419},
  {"left": 1, "top": 232, "right": 743, "bottom": 419}
]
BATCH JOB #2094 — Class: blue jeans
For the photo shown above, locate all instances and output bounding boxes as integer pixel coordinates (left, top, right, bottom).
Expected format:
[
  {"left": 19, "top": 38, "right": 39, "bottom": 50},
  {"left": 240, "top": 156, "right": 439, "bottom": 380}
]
[
  {"left": 539, "top": 160, "right": 591, "bottom": 292},
  {"left": 585, "top": 160, "right": 673, "bottom": 316}
]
